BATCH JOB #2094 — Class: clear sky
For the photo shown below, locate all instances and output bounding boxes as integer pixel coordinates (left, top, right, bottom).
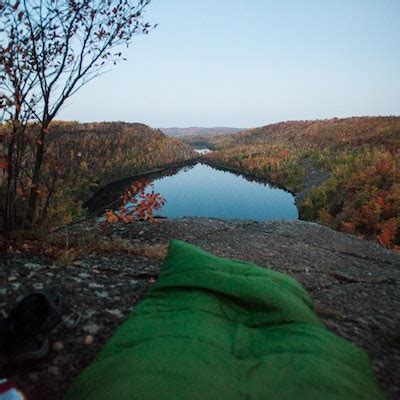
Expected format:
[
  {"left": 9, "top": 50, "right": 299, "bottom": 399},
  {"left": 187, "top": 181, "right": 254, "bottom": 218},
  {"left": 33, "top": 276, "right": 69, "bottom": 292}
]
[{"left": 58, "top": 0, "right": 400, "bottom": 128}]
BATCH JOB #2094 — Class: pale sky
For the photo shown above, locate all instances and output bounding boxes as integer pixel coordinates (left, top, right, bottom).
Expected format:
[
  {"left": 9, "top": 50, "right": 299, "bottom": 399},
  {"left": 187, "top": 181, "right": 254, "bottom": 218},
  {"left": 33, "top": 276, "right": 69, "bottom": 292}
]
[{"left": 58, "top": 0, "right": 400, "bottom": 128}]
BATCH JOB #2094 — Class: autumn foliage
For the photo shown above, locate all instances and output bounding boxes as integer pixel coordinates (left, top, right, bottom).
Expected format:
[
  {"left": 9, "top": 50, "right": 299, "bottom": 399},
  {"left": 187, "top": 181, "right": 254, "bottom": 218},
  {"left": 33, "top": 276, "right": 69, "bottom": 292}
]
[
  {"left": 200, "top": 117, "right": 400, "bottom": 250},
  {"left": 105, "top": 179, "right": 165, "bottom": 223},
  {"left": 0, "top": 0, "right": 154, "bottom": 232},
  {"left": 0, "top": 121, "right": 195, "bottom": 228}
]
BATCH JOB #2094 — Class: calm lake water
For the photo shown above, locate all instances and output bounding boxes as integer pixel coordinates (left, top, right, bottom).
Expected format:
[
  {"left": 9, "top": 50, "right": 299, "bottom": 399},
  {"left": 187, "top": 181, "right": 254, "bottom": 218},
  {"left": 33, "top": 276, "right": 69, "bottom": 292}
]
[{"left": 127, "top": 163, "right": 298, "bottom": 221}]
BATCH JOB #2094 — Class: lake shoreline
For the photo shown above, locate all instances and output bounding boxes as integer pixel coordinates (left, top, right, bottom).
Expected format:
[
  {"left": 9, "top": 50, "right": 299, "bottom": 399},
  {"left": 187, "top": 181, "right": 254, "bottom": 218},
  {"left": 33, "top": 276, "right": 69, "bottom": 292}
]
[
  {"left": 200, "top": 158, "right": 331, "bottom": 219},
  {"left": 83, "top": 159, "right": 200, "bottom": 214},
  {"left": 85, "top": 155, "right": 330, "bottom": 222},
  {"left": 201, "top": 159, "right": 296, "bottom": 195},
  {"left": 85, "top": 158, "right": 299, "bottom": 219}
]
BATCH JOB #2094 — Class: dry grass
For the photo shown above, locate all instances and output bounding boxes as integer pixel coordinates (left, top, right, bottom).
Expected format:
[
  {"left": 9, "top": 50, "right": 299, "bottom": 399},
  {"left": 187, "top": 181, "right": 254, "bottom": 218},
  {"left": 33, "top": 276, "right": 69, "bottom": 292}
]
[{"left": 5, "top": 224, "right": 169, "bottom": 264}]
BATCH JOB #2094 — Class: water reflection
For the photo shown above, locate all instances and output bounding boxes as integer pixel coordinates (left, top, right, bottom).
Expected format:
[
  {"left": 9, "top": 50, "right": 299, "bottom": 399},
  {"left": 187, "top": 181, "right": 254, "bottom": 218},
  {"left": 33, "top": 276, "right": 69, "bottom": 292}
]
[
  {"left": 148, "top": 163, "right": 298, "bottom": 220},
  {"left": 86, "top": 162, "right": 298, "bottom": 221}
]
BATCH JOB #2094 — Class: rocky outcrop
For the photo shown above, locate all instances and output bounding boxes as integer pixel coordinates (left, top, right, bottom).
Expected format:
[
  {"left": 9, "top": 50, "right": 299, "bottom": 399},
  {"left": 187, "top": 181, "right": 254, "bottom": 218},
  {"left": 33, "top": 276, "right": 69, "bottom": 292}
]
[
  {"left": 1, "top": 218, "right": 399, "bottom": 399},
  {"left": 295, "top": 158, "right": 331, "bottom": 207}
]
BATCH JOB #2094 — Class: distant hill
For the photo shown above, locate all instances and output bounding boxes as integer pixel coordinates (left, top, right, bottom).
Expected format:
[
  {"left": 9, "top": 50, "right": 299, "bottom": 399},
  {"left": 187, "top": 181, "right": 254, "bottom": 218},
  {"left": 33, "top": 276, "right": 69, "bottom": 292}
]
[
  {"left": 187, "top": 117, "right": 396, "bottom": 148},
  {"left": 160, "top": 127, "right": 243, "bottom": 137},
  {"left": 46, "top": 121, "right": 196, "bottom": 186},
  {"left": 217, "top": 117, "right": 399, "bottom": 149}
]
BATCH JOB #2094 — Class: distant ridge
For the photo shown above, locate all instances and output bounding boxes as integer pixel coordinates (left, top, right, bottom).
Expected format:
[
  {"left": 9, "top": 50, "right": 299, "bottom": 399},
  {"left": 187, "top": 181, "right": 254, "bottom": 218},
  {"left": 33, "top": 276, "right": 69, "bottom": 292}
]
[{"left": 160, "top": 127, "right": 243, "bottom": 137}]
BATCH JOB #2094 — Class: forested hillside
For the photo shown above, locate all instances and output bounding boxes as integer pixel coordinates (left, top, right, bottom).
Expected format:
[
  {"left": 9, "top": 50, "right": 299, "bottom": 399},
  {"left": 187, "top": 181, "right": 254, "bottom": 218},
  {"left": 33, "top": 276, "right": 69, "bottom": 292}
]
[
  {"left": 0, "top": 121, "right": 195, "bottom": 226},
  {"left": 203, "top": 117, "right": 400, "bottom": 249}
]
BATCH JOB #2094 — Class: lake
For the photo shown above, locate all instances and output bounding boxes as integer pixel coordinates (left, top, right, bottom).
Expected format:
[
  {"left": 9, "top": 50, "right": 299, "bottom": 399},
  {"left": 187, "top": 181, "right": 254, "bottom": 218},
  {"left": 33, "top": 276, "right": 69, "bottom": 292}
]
[{"left": 88, "top": 162, "right": 298, "bottom": 221}]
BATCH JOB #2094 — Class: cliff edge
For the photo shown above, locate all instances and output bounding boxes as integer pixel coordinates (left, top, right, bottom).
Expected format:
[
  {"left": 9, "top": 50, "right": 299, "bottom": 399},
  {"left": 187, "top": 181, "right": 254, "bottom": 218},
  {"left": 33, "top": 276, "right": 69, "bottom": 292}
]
[{"left": 1, "top": 218, "right": 399, "bottom": 399}]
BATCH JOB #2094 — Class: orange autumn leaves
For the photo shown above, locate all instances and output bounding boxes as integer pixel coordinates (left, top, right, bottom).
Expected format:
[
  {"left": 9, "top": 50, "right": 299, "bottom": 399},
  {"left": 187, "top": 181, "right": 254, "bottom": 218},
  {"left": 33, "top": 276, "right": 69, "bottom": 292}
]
[
  {"left": 338, "top": 152, "right": 399, "bottom": 249},
  {"left": 105, "top": 179, "right": 166, "bottom": 224}
]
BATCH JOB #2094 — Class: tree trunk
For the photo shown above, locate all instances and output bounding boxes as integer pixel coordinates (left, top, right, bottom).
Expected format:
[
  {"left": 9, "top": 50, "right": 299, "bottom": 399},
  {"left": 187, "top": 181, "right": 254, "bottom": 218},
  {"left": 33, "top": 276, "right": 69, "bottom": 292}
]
[
  {"left": 27, "top": 123, "right": 47, "bottom": 226},
  {"left": 3, "top": 121, "right": 19, "bottom": 236},
  {"left": 4, "top": 140, "right": 15, "bottom": 235}
]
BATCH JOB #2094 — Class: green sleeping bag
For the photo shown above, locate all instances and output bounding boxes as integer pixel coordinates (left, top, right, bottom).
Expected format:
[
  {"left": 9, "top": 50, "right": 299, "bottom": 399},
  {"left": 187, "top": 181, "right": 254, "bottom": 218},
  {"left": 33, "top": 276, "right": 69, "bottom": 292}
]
[{"left": 67, "top": 240, "right": 383, "bottom": 399}]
